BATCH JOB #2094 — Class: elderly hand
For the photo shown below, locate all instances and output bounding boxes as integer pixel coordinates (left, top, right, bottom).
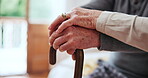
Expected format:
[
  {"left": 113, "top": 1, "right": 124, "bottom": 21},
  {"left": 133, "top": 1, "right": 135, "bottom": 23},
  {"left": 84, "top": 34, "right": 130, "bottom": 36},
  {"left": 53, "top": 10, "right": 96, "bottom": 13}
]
[
  {"left": 49, "top": 26, "right": 100, "bottom": 55},
  {"left": 48, "top": 7, "right": 102, "bottom": 35}
]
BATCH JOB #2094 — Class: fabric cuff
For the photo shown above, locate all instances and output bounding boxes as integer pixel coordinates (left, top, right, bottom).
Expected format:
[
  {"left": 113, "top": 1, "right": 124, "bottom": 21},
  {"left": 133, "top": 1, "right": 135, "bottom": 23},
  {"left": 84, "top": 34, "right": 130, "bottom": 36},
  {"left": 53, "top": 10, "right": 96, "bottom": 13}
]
[{"left": 96, "top": 11, "right": 113, "bottom": 33}]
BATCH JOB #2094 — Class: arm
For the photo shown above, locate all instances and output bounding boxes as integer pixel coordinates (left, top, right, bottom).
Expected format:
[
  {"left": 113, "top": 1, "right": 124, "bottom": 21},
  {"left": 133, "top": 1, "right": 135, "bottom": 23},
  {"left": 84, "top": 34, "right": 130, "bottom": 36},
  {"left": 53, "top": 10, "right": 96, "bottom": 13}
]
[
  {"left": 96, "top": 11, "right": 148, "bottom": 52},
  {"left": 49, "top": 0, "right": 146, "bottom": 52},
  {"left": 81, "top": 0, "right": 145, "bottom": 52}
]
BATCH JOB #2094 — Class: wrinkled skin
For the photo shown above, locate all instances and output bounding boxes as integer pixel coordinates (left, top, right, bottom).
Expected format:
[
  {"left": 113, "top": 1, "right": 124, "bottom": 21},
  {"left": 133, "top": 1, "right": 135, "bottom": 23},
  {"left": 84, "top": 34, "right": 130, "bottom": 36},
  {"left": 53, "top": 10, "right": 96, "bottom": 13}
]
[
  {"left": 49, "top": 26, "right": 100, "bottom": 59},
  {"left": 48, "top": 8, "right": 102, "bottom": 59},
  {"left": 49, "top": 7, "right": 102, "bottom": 35}
]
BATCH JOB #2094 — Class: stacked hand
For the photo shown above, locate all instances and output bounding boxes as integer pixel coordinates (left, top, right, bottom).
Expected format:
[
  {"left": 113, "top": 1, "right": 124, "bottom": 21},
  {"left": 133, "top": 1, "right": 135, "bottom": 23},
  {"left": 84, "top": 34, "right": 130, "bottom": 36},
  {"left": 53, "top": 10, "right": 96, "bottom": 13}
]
[{"left": 48, "top": 8, "right": 102, "bottom": 59}]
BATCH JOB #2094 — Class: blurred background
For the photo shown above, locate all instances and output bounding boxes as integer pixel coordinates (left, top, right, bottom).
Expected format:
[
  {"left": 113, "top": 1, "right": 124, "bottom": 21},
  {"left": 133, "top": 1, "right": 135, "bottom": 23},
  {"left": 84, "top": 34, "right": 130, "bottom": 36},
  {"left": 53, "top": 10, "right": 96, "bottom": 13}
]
[
  {"left": 0, "top": 0, "right": 111, "bottom": 78},
  {"left": 0, "top": 0, "right": 90, "bottom": 77}
]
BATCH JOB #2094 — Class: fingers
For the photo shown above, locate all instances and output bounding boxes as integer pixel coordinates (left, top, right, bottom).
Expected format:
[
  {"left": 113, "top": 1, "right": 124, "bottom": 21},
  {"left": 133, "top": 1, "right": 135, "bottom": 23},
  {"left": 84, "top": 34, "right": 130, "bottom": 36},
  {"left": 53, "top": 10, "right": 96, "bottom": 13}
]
[
  {"left": 48, "top": 7, "right": 100, "bottom": 35},
  {"left": 56, "top": 17, "right": 76, "bottom": 33},
  {"left": 48, "top": 14, "right": 70, "bottom": 32},
  {"left": 67, "top": 49, "right": 75, "bottom": 55},
  {"left": 53, "top": 35, "right": 68, "bottom": 49},
  {"left": 56, "top": 16, "right": 96, "bottom": 33},
  {"left": 59, "top": 41, "right": 74, "bottom": 52},
  {"left": 49, "top": 24, "right": 61, "bottom": 36},
  {"left": 49, "top": 31, "right": 63, "bottom": 46}
]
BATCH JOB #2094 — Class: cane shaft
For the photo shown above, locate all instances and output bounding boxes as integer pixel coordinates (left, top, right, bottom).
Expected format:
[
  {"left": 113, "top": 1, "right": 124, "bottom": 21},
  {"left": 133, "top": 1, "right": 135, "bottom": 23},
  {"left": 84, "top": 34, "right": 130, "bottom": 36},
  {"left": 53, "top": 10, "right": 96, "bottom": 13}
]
[
  {"left": 49, "top": 47, "right": 84, "bottom": 78},
  {"left": 74, "top": 49, "right": 84, "bottom": 78}
]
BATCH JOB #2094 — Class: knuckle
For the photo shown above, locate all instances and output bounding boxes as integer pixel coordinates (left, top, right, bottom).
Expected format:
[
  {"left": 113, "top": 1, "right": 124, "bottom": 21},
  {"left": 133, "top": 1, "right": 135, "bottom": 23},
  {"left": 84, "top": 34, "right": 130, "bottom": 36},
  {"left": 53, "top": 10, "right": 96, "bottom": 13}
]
[
  {"left": 49, "top": 35, "right": 54, "bottom": 42},
  {"left": 67, "top": 42, "right": 72, "bottom": 47},
  {"left": 66, "top": 33, "right": 71, "bottom": 38},
  {"left": 49, "top": 32, "right": 60, "bottom": 44},
  {"left": 70, "top": 39, "right": 76, "bottom": 46},
  {"left": 53, "top": 42, "right": 58, "bottom": 49},
  {"left": 53, "top": 36, "right": 65, "bottom": 48},
  {"left": 61, "top": 21, "right": 67, "bottom": 26},
  {"left": 68, "top": 20, "right": 73, "bottom": 24},
  {"left": 53, "top": 39, "right": 60, "bottom": 49},
  {"left": 69, "top": 32, "right": 74, "bottom": 37},
  {"left": 50, "top": 35, "right": 56, "bottom": 41},
  {"left": 60, "top": 42, "right": 71, "bottom": 51},
  {"left": 72, "top": 7, "right": 79, "bottom": 11},
  {"left": 67, "top": 27, "right": 73, "bottom": 31},
  {"left": 53, "top": 39, "right": 59, "bottom": 46},
  {"left": 62, "top": 20, "right": 72, "bottom": 26},
  {"left": 66, "top": 27, "right": 74, "bottom": 32},
  {"left": 72, "top": 10, "right": 80, "bottom": 15},
  {"left": 52, "top": 31, "right": 57, "bottom": 36},
  {"left": 73, "top": 16, "right": 79, "bottom": 20}
]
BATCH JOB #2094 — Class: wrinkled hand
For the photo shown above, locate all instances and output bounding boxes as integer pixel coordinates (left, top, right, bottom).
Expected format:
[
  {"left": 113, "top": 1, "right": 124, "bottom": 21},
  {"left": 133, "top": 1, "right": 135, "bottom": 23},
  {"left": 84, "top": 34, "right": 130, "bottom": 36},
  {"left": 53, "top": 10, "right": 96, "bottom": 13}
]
[
  {"left": 48, "top": 7, "right": 102, "bottom": 35},
  {"left": 49, "top": 26, "right": 100, "bottom": 55}
]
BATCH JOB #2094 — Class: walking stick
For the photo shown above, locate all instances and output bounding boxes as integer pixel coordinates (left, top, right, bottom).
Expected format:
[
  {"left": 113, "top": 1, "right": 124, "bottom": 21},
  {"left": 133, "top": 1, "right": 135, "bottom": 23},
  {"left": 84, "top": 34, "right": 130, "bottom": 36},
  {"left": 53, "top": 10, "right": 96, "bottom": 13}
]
[{"left": 49, "top": 46, "right": 84, "bottom": 78}]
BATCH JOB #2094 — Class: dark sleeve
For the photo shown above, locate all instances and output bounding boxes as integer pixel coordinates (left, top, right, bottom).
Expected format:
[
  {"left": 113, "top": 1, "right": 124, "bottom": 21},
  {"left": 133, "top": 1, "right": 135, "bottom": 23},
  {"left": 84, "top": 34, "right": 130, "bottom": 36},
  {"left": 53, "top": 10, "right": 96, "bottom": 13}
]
[
  {"left": 81, "top": 0, "right": 146, "bottom": 52},
  {"left": 81, "top": 0, "right": 115, "bottom": 11},
  {"left": 100, "top": 34, "right": 145, "bottom": 52}
]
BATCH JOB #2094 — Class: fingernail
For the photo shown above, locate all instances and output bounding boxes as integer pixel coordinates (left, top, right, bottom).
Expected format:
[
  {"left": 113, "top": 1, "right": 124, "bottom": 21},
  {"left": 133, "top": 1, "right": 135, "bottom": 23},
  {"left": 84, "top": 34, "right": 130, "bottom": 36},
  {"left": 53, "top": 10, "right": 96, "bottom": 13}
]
[{"left": 59, "top": 49, "right": 64, "bottom": 52}]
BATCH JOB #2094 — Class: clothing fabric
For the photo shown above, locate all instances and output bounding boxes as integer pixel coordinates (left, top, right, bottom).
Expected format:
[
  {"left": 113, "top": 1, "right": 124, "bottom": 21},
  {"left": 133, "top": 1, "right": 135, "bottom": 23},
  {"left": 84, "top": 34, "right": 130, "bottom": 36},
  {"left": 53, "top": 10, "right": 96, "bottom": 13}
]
[
  {"left": 96, "top": 11, "right": 148, "bottom": 52},
  {"left": 81, "top": 0, "right": 148, "bottom": 78},
  {"left": 87, "top": 59, "right": 127, "bottom": 78}
]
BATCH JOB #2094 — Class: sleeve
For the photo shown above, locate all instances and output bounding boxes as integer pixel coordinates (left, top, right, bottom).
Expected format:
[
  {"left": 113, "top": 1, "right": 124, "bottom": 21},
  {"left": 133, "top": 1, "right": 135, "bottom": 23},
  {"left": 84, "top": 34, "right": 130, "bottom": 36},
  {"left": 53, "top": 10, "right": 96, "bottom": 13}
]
[
  {"left": 81, "top": 0, "right": 146, "bottom": 52},
  {"left": 81, "top": 0, "right": 115, "bottom": 11},
  {"left": 96, "top": 11, "right": 148, "bottom": 52}
]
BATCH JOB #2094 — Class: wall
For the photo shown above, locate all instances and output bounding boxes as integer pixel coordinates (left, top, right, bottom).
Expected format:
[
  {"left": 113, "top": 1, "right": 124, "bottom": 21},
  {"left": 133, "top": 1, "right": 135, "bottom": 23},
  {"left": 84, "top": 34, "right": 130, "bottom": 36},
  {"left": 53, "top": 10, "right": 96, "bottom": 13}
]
[
  {"left": 27, "top": 24, "right": 49, "bottom": 74},
  {"left": 50, "top": 0, "right": 91, "bottom": 21},
  {"left": 65, "top": 0, "right": 91, "bottom": 11}
]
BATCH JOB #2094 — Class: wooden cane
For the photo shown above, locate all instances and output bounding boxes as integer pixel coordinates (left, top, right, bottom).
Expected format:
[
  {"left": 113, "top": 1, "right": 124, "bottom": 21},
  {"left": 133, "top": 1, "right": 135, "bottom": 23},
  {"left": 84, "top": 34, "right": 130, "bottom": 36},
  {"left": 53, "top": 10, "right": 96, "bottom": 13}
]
[{"left": 49, "top": 46, "right": 84, "bottom": 78}]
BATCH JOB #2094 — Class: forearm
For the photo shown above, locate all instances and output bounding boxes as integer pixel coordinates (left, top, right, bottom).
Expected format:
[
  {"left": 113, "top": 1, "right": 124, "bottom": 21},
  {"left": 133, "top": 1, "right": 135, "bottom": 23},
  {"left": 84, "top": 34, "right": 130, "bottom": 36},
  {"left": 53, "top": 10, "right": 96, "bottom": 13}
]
[
  {"left": 96, "top": 11, "right": 148, "bottom": 52},
  {"left": 81, "top": 0, "right": 145, "bottom": 52}
]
